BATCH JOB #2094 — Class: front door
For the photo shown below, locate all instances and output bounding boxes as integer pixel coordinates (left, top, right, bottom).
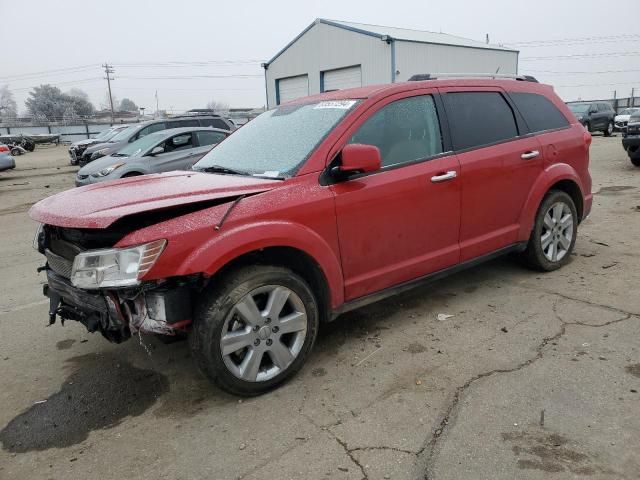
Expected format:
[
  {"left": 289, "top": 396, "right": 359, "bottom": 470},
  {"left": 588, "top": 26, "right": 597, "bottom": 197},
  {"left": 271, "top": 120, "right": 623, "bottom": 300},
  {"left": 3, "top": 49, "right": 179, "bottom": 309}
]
[
  {"left": 147, "top": 132, "right": 197, "bottom": 172},
  {"left": 330, "top": 93, "right": 461, "bottom": 301}
]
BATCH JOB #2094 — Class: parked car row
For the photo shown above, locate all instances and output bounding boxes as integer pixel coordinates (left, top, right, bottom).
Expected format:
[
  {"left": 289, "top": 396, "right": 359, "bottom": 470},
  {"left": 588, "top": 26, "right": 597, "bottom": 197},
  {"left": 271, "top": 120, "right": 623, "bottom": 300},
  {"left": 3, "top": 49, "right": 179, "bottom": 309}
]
[
  {"left": 68, "top": 125, "right": 130, "bottom": 165},
  {"left": 75, "top": 115, "right": 235, "bottom": 166},
  {"left": 0, "top": 144, "right": 16, "bottom": 172},
  {"left": 31, "top": 74, "right": 593, "bottom": 395}
]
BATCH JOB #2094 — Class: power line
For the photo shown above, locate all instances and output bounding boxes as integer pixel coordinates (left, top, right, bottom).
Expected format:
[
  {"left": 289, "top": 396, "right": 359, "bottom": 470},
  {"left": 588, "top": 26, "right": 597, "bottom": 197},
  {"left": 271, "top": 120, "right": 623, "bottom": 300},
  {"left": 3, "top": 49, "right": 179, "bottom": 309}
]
[
  {"left": 0, "top": 64, "right": 99, "bottom": 82},
  {"left": 117, "top": 74, "right": 262, "bottom": 80},
  {"left": 555, "top": 81, "right": 640, "bottom": 88},
  {"left": 10, "top": 77, "right": 104, "bottom": 92},
  {"left": 521, "top": 51, "right": 640, "bottom": 60},
  {"left": 505, "top": 34, "right": 640, "bottom": 46},
  {"left": 526, "top": 68, "right": 640, "bottom": 75}
]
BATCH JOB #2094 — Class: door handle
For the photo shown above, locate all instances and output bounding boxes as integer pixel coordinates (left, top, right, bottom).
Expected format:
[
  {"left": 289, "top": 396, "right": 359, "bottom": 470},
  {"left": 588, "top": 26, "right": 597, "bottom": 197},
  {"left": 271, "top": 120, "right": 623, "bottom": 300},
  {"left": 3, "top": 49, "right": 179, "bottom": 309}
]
[
  {"left": 521, "top": 150, "right": 540, "bottom": 160},
  {"left": 430, "top": 171, "right": 457, "bottom": 183}
]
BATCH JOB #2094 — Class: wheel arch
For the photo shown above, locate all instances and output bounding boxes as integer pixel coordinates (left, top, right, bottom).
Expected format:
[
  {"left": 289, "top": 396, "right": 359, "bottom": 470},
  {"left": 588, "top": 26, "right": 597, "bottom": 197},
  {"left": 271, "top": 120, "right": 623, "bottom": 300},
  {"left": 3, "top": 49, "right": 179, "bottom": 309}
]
[{"left": 518, "top": 164, "right": 586, "bottom": 241}]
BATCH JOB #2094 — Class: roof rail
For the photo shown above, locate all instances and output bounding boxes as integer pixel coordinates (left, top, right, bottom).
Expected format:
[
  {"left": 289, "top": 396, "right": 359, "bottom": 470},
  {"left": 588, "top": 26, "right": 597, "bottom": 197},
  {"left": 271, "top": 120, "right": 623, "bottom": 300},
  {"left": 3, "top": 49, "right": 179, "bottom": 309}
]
[{"left": 408, "top": 73, "right": 538, "bottom": 83}]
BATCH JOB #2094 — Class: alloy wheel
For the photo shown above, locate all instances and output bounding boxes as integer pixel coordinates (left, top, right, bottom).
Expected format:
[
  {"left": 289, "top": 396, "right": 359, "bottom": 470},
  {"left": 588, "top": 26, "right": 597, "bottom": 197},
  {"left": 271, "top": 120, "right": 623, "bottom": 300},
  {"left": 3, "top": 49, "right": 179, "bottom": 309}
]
[
  {"left": 220, "top": 285, "right": 307, "bottom": 382},
  {"left": 541, "top": 202, "right": 574, "bottom": 262}
]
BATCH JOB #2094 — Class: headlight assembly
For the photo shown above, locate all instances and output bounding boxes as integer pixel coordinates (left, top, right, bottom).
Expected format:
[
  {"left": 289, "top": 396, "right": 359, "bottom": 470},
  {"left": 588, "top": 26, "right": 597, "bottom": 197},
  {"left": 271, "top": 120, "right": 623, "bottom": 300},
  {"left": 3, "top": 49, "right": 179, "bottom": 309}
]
[
  {"left": 71, "top": 239, "right": 166, "bottom": 289},
  {"left": 91, "top": 163, "right": 124, "bottom": 178},
  {"left": 91, "top": 148, "right": 110, "bottom": 159}
]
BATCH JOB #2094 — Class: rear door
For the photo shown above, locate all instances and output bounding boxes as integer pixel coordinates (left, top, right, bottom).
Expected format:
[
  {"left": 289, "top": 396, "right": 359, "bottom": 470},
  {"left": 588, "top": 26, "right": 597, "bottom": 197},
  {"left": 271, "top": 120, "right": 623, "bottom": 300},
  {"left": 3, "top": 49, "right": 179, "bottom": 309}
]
[
  {"left": 441, "top": 88, "right": 543, "bottom": 261},
  {"left": 331, "top": 92, "right": 461, "bottom": 300}
]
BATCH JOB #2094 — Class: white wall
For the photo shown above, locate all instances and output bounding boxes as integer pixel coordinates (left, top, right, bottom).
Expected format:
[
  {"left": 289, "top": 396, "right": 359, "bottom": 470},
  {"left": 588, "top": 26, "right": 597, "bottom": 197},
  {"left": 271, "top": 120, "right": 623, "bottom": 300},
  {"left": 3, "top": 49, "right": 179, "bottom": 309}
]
[
  {"left": 266, "top": 21, "right": 392, "bottom": 107},
  {"left": 394, "top": 41, "right": 518, "bottom": 82},
  {"left": 0, "top": 124, "right": 113, "bottom": 143}
]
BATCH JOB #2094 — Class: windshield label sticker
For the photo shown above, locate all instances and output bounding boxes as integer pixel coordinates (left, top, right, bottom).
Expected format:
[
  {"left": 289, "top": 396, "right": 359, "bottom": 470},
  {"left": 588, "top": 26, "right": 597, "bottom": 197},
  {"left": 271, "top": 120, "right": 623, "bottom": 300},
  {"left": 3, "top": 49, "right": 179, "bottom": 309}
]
[
  {"left": 314, "top": 100, "right": 357, "bottom": 110},
  {"left": 260, "top": 171, "right": 281, "bottom": 178}
]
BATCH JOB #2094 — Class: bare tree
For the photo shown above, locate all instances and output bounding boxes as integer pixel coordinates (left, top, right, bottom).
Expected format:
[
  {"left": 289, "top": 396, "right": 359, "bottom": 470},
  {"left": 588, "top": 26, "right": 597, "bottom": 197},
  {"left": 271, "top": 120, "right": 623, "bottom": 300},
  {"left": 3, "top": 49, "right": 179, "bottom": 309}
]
[
  {"left": 0, "top": 85, "right": 18, "bottom": 121},
  {"left": 206, "top": 100, "right": 230, "bottom": 115},
  {"left": 66, "top": 88, "right": 90, "bottom": 102},
  {"left": 119, "top": 98, "right": 138, "bottom": 112}
]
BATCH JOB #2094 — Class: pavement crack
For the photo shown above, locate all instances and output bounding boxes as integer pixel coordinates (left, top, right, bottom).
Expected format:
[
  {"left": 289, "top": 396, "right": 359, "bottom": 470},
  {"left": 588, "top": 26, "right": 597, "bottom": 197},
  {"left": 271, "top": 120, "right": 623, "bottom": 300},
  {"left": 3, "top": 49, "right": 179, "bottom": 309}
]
[{"left": 350, "top": 446, "right": 417, "bottom": 456}]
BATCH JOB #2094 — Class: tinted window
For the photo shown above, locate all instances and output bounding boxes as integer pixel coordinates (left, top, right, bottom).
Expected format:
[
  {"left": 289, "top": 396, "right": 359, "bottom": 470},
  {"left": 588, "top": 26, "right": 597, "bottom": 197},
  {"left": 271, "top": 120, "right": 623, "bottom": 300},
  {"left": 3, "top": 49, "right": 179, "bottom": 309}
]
[
  {"left": 168, "top": 119, "right": 199, "bottom": 128},
  {"left": 444, "top": 92, "right": 518, "bottom": 150},
  {"left": 135, "top": 122, "right": 165, "bottom": 141},
  {"left": 349, "top": 95, "right": 443, "bottom": 168},
  {"left": 200, "top": 118, "right": 230, "bottom": 130},
  {"left": 510, "top": 92, "right": 570, "bottom": 133},
  {"left": 165, "top": 133, "right": 193, "bottom": 152},
  {"left": 196, "top": 130, "right": 227, "bottom": 146}
]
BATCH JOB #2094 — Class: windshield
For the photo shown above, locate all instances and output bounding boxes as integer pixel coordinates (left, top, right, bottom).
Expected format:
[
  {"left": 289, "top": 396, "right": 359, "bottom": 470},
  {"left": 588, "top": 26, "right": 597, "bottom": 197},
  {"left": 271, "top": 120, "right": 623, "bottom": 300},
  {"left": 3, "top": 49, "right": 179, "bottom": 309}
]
[
  {"left": 110, "top": 125, "right": 140, "bottom": 142},
  {"left": 620, "top": 108, "right": 639, "bottom": 116},
  {"left": 194, "top": 100, "right": 360, "bottom": 177},
  {"left": 112, "top": 131, "right": 165, "bottom": 157},
  {"left": 568, "top": 103, "right": 590, "bottom": 113},
  {"left": 95, "top": 128, "right": 116, "bottom": 140}
]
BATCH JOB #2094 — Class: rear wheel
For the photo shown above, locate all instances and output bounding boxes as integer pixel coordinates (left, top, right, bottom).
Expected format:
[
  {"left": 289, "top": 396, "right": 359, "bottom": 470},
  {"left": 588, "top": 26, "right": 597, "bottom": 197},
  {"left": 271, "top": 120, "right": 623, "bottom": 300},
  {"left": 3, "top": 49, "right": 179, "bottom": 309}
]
[
  {"left": 122, "top": 172, "right": 143, "bottom": 177},
  {"left": 604, "top": 121, "right": 614, "bottom": 137},
  {"left": 190, "top": 265, "right": 319, "bottom": 396},
  {"left": 10, "top": 147, "right": 21, "bottom": 156},
  {"left": 521, "top": 190, "right": 578, "bottom": 271}
]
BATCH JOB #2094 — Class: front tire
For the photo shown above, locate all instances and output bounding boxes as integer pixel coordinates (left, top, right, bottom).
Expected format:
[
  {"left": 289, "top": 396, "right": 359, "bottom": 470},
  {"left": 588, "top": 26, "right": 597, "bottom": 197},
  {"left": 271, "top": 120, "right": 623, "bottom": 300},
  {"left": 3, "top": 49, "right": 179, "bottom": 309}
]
[
  {"left": 521, "top": 190, "right": 578, "bottom": 271},
  {"left": 604, "top": 121, "right": 614, "bottom": 137},
  {"left": 190, "top": 265, "right": 319, "bottom": 396}
]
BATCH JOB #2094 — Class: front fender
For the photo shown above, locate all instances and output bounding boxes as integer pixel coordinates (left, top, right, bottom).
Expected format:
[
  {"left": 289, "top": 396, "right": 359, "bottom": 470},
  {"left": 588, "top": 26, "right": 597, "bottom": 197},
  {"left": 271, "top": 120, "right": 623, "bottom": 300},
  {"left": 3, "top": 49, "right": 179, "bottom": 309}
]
[
  {"left": 144, "top": 219, "right": 345, "bottom": 308},
  {"left": 517, "top": 163, "right": 587, "bottom": 241}
]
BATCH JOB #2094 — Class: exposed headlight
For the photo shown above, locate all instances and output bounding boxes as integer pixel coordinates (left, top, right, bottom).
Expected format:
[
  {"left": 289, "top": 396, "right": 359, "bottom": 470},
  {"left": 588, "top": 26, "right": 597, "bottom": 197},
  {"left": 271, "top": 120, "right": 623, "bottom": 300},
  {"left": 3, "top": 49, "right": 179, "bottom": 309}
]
[
  {"left": 71, "top": 239, "right": 166, "bottom": 289},
  {"left": 32, "top": 223, "right": 44, "bottom": 251},
  {"left": 91, "top": 148, "right": 110, "bottom": 159},
  {"left": 91, "top": 163, "right": 124, "bottom": 178}
]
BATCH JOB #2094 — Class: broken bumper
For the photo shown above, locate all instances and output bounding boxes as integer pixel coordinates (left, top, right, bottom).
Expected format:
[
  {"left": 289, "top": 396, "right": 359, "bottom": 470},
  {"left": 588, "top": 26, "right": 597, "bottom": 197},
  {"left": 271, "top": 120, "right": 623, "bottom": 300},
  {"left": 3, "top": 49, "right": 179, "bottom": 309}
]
[{"left": 44, "top": 269, "right": 192, "bottom": 343}]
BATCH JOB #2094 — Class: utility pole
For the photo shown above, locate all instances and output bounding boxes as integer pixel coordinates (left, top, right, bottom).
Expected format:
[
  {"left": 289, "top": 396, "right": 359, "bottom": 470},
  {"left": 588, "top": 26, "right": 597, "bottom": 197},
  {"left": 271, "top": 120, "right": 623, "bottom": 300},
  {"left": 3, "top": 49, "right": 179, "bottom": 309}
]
[{"left": 103, "top": 63, "right": 115, "bottom": 123}]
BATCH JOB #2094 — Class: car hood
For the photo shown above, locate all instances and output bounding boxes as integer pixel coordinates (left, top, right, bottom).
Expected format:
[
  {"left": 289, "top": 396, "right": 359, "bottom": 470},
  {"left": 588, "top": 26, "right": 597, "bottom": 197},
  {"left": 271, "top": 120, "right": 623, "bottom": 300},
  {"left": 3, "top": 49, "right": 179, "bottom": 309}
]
[
  {"left": 84, "top": 141, "right": 122, "bottom": 155},
  {"left": 615, "top": 115, "right": 630, "bottom": 122},
  {"left": 72, "top": 138, "right": 99, "bottom": 147},
  {"left": 77, "top": 154, "right": 138, "bottom": 176},
  {"left": 30, "top": 171, "right": 283, "bottom": 228}
]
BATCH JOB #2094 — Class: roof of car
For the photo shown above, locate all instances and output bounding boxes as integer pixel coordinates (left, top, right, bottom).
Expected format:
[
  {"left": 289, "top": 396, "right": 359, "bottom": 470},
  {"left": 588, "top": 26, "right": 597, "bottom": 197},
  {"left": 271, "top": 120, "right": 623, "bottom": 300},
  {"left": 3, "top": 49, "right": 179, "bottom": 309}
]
[
  {"left": 146, "top": 126, "right": 230, "bottom": 137},
  {"left": 283, "top": 78, "right": 555, "bottom": 106}
]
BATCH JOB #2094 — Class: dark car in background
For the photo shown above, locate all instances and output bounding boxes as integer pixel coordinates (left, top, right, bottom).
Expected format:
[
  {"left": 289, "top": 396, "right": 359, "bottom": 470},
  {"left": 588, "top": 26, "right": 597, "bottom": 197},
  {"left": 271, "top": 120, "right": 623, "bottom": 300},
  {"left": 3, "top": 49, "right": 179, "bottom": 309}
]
[
  {"left": 68, "top": 125, "right": 130, "bottom": 165},
  {"left": 567, "top": 101, "right": 615, "bottom": 136},
  {"left": 622, "top": 111, "right": 640, "bottom": 166},
  {"left": 79, "top": 115, "right": 235, "bottom": 165},
  {"left": 75, "top": 127, "right": 229, "bottom": 186}
]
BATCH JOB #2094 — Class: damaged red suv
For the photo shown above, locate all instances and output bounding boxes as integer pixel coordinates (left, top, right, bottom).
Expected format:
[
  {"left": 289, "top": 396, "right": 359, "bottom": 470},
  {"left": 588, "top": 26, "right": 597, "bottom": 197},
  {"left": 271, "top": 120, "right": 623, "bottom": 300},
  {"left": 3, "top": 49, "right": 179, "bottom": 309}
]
[{"left": 30, "top": 75, "right": 592, "bottom": 396}]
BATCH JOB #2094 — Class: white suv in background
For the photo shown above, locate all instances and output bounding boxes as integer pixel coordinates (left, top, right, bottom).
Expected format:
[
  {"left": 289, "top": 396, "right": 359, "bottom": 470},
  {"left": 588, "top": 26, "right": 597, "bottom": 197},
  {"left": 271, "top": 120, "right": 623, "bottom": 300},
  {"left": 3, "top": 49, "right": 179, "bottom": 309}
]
[{"left": 615, "top": 107, "right": 640, "bottom": 132}]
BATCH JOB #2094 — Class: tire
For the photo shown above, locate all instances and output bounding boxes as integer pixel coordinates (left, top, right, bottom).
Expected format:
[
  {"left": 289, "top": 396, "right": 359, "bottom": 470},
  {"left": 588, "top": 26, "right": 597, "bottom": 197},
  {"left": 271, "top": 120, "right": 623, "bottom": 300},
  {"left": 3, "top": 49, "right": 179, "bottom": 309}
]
[
  {"left": 190, "top": 265, "right": 319, "bottom": 396},
  {"left": 630, "top": 156, "right": 640, "bottom": 167},
  {"left": 122, "top": 172, "right": 142, "bottom": 177},
  {"left": 521, "top": 190, "right": 578, "bottom": 272},
  {"left": 10, "top": 147, "right": 21, "bottom": 156},
  {"left": 604, "top": 121, "right": 614, "bottom": 137}
]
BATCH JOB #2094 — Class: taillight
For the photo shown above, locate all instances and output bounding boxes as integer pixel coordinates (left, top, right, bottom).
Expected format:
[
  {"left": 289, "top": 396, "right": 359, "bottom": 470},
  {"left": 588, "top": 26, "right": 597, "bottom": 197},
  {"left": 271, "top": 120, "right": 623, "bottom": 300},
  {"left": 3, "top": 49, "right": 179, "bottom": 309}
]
[{"left": 0, "top": 145, "right": 9, "bottom": 153}]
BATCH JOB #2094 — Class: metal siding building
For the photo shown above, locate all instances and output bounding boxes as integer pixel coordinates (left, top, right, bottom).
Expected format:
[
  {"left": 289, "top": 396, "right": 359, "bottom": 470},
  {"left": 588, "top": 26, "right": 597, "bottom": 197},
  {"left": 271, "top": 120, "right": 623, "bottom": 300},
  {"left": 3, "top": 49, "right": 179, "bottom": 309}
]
[{"left": 263, "top": 19, "right": 519, "bottom": 108}]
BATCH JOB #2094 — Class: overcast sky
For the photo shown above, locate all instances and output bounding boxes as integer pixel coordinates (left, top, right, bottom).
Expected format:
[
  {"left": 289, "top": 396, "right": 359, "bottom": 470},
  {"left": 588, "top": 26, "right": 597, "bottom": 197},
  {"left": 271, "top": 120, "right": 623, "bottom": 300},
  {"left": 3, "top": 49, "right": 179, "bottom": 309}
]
[{"left": 1, "top": 0, "right": 638, "bottom": 113}]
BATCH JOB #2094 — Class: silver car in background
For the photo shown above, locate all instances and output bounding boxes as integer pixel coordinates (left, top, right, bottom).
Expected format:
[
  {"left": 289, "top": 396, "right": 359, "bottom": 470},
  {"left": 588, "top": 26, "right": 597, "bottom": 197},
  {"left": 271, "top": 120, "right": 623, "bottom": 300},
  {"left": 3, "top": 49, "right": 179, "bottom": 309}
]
[{"left": 75, "top": 127, "right": 229, "bottom": 186}]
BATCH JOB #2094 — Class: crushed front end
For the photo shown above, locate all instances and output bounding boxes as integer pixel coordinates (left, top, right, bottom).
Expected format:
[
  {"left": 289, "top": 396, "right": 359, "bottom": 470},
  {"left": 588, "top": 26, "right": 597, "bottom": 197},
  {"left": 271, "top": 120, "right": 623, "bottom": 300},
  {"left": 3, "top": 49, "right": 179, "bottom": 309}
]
[{"left": 36, "top": 224, "right": 195, "bottom": 343}]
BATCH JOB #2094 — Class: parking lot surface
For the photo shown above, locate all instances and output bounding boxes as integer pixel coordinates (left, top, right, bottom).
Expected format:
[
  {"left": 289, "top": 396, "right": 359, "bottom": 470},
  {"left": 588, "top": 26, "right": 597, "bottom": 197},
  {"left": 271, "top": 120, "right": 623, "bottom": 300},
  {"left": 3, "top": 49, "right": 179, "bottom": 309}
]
[{"left": 0, "top": 138, "right": 638, "bottom": 480}]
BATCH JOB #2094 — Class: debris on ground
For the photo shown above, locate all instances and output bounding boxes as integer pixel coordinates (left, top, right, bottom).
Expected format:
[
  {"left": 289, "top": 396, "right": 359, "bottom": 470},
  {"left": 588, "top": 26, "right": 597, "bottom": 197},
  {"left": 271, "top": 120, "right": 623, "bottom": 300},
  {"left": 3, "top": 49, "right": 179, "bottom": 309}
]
[
  {"left": 602, "top": 262, "right": 618, "bottom": 269},
  {"left": 437, "top": 313, "right": 455, "bottom": 321},
  {"left": 501, "top": 327, "right": 508, "bottom": 333}
]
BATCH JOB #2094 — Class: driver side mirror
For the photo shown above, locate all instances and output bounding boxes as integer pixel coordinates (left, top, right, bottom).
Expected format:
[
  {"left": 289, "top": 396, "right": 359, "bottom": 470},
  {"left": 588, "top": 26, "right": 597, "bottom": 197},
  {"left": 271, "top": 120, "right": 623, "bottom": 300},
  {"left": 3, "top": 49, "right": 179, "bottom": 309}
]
[
  {"left": 338, "top": 143, "right": 381, "bottom": 175},
  {"left": 149, "top": 146, "right": 164, "bottom": 156}
]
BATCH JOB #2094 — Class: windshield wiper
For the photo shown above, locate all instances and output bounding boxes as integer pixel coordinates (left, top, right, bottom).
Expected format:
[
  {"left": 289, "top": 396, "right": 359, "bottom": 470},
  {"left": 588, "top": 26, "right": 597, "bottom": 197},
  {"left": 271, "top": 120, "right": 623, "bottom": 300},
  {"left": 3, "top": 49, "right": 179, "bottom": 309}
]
[{"left": 194, "top": 165, "right": 250, "bottom": 176}]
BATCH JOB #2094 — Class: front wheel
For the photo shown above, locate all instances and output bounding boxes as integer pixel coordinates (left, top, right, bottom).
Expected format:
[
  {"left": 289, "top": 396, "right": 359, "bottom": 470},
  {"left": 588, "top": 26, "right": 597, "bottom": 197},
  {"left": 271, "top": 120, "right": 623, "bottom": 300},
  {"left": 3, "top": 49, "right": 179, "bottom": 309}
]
[
  {"left": 190, "top": 265, "right": 319, "bottom": 396},
  {"left": 630, "top": 156, "right": 640, "bottom": 167},
  {"left": 604, "top": 121, "right": 614, "bottom": 137},
  {"left": 521, "top": 190, "right": 578, "bottom": 271},
  {"left": 10, "top": 147, "right": 21, "bottom": 156}
]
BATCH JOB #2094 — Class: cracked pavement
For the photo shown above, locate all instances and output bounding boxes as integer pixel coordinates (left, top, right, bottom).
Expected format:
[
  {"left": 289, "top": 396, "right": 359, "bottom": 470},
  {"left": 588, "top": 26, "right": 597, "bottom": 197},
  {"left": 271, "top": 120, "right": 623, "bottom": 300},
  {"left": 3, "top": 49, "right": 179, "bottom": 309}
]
[{"left": 1, "top": 136, "right": 639, "bottom": 480}]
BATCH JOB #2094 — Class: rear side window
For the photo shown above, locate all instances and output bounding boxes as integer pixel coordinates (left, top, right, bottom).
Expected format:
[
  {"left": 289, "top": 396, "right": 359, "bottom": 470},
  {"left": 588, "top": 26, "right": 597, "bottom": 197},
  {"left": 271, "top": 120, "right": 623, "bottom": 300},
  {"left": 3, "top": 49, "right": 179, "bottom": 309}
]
[
  {"left": 510, "top": 92, "right": 570, "bottom": 133},
  {"left": 196, "top": 130, "right": 227, "bottom": 146},
  {"left": 200, "top": 118, "right": 231, "bottom": 130},
  {"left": 168, "top": 119, "right": 199, "bottom": 128},
  {"left": 444, "top": 92, "right": 518, "bottom": 150}
]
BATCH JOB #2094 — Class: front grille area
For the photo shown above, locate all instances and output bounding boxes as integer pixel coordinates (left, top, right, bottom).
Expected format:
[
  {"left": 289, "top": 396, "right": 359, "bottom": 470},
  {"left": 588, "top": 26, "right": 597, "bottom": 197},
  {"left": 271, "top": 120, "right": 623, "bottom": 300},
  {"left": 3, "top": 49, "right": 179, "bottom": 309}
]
[
  {"left": 77, "top": 174, "right": 89, "bottom": 180},
  {"left": 46, "top": 249, "right": 73, "bottom": 278}
]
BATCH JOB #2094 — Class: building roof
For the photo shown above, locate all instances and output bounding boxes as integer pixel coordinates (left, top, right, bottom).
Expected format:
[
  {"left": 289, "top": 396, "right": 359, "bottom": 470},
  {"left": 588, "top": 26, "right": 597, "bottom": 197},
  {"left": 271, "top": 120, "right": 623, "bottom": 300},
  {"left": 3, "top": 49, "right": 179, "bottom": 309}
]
[{"left": 266, "top": 18, "right": 517, "bottom": 65}]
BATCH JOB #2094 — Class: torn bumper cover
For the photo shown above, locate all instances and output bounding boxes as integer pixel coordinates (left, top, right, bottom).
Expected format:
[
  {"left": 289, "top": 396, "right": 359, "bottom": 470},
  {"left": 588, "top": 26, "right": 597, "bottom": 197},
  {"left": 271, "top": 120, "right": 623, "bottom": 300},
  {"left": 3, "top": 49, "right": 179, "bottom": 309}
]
[{"left": 44, "top": 269, "right": 192, "bottom": 343}]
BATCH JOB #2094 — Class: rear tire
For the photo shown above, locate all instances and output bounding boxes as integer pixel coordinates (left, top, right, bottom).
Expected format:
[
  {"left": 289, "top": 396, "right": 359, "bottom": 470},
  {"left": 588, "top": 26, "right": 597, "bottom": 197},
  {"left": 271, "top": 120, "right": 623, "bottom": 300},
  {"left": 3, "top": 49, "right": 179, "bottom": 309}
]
[
  {"left": 630, "top": 156, "right": 640, "bottom": 167},
  {"left": 122, "top": 172, "right": 143, "bottom": 177},
  {"left": 521, "top": 190, "right": 578, "bottom": 272},
  {"left": 189, "top": 265, "right": 319, "bottom": 396}
]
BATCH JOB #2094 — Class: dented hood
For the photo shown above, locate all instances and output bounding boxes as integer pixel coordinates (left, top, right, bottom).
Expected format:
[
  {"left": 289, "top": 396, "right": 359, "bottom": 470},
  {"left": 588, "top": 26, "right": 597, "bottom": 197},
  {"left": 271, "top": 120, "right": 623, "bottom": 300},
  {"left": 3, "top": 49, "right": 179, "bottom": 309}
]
[{"left": 29, "top": 171, "right": 282, "bottom": 228}]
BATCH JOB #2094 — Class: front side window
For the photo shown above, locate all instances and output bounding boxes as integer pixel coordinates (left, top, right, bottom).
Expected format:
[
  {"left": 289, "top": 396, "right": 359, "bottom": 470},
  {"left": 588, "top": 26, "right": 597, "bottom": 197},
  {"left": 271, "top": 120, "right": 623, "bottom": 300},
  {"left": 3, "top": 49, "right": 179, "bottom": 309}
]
[
  {"left": 444, "top": 92, "right": 518, "bottom": 150},
  {"left": 510, "top": 92, "right": 570, "bottom": 133},
  {"left": 348, "top": 95, "right": 443, "bottom": 168},
  {"left": 164, "top": 133, "right": 193, "bottom": 152},
  {"left": 196, "top": 130, "right": 227, "bottom": 146},
  {"left": 568, "top": 103, "right": 590, "bottom": 114},
  {"left": 194, "top": 100, "right": 359, "bottom": 177}
]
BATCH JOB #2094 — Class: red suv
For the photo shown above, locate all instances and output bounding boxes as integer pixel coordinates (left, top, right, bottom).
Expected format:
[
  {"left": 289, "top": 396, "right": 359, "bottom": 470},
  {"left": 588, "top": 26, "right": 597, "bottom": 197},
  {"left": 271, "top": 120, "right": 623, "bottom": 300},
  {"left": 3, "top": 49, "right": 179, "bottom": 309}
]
[{"left": 30, "top": 76, "right": 592, "bottom": 396}]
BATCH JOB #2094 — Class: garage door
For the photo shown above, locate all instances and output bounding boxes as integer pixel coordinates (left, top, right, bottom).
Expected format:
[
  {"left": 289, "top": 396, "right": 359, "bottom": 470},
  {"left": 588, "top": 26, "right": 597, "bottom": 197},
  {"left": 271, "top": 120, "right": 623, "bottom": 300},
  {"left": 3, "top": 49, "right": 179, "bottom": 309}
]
[
  {"left": 322, "top": 66, "right": 362, "bottom": 92},
  {"left": 277, "top": 75, "right": 309, "bottom": 104}
]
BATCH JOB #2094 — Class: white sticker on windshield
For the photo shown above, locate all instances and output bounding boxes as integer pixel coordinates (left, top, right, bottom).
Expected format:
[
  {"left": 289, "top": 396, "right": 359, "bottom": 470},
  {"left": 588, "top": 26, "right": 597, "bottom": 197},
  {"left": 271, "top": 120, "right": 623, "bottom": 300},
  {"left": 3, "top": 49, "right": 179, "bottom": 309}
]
[
  {"left": 314, "top": 100, "right": 357, "bottom": 110},
  {"left": 259, "top": 171, "right": 281, "bottom": 178}
]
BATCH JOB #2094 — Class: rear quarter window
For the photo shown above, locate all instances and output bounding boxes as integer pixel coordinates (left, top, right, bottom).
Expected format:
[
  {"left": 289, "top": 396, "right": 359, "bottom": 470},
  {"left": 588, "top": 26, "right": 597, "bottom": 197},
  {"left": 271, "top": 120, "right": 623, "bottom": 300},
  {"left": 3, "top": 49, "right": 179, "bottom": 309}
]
[{"left": 510, "top": 92, "right": 570, "bottom": 133}]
